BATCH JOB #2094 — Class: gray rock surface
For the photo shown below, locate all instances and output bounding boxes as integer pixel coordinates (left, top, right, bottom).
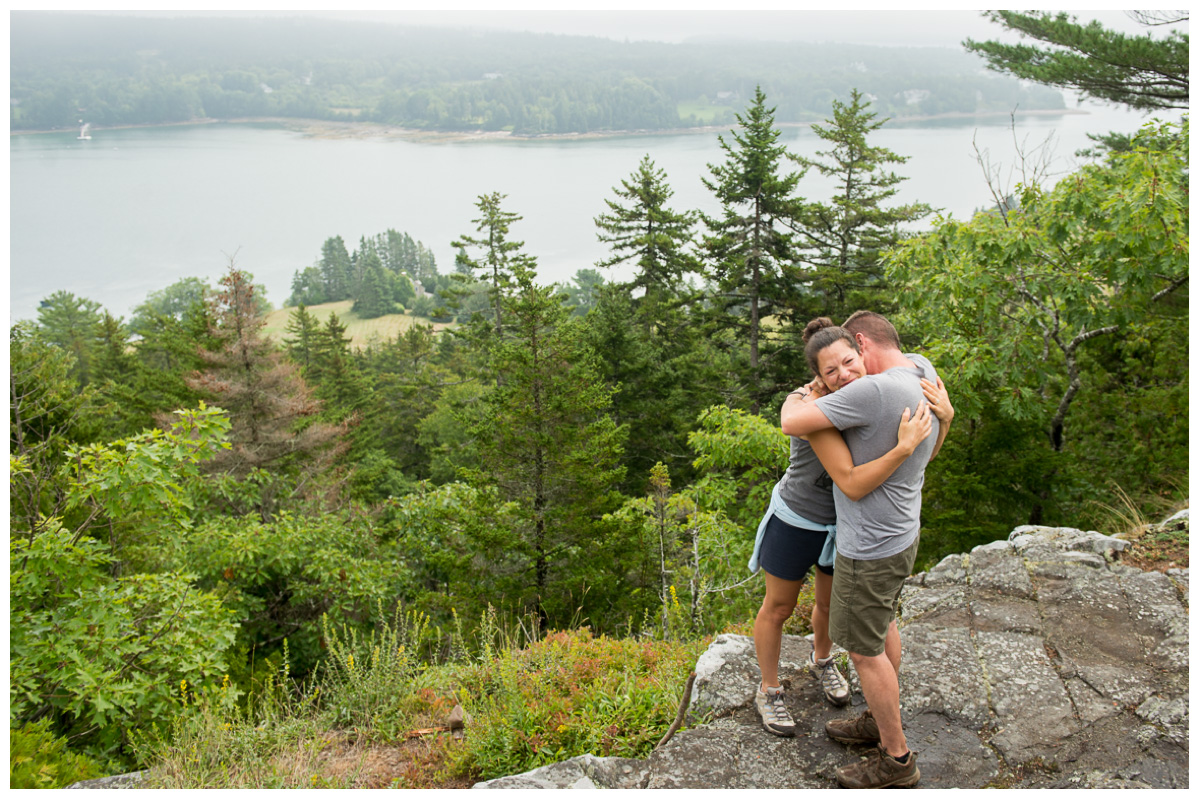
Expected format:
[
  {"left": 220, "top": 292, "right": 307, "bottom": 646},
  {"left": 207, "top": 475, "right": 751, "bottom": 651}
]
[
  {"left": 475, "top": 513, "right": 1189, "bottom": 789},
  {"left": 471, "top": 754, "right": 648, "bottom": 789},
  {"left": 66, "top": 771, "right": 147, "bottom": 789}
]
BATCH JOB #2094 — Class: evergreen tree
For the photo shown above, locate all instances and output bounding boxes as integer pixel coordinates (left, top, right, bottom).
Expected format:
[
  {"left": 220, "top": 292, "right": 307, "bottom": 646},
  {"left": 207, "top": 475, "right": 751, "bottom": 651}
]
[
  {"left": 462, "top": 268, "right": 627, "bottom": 625},
  {"left": 701, "top": 87, "right": 804, "bottom": 413},
  {"left": 92, "top": 312, "right": 137, "bottom": 386},
  {"left": 283, "top": 304, "right": 321, "bottom": 371},
  {"left": 287, "top": 266, "right": 328, "bottom": 307},
  {"left": 583, "top": 286, "right": 725, "bottom": 496},
  {"left": 352, "top": 248, "right": 392, "bottom": 318},
  {"left": 35, "top": 291, "right": 105, "bottom": 387},
  {"left": 594, "top": 154, "right": 699, "bottom": 319},
  {"left": 790, "top": 89, "right": 931, "bottom": 322},
  {"left": 964, "top": 11, "right": 1188, "bottom": 111},
  {"left": 562, "top": 268, "right": 606, "bottom": 316},
  {"left": 187, "top": 265, "right": 345, "bottom": 515},
  {"left": 365, "top": 322, "right": 458, "bottom": 478},
  {"left": 451, "top": 192, "right": 536, "bottom": 339},
  {"left": 309, "top": 313, "right": 368, "bottom": 421},
  {"left": 319, "top": 236, "right": 353, "bottom": 301}
]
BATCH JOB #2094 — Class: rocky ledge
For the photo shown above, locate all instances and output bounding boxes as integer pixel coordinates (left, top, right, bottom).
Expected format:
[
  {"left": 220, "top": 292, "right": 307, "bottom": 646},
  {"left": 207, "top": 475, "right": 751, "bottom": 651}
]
[{"left": 475, "top": 515, "right": 1189, "bottom": 789}]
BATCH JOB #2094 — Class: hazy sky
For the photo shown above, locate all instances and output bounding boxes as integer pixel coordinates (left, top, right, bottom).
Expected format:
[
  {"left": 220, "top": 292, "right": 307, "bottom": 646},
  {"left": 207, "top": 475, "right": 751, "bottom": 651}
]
[{"left": 82, "top": 7, "right": 1186, "bottom": 50}]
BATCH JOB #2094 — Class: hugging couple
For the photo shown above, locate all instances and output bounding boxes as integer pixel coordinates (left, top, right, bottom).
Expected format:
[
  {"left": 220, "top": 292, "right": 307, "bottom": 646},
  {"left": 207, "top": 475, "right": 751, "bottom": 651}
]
[{"left": 748, "top": 310, "right": 953, "bottom": 789}]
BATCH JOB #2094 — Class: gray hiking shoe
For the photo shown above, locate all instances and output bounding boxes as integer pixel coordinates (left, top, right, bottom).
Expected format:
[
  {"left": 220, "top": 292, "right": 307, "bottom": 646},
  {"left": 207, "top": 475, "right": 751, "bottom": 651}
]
[
  {"left": 809, "top": 652, "right": 850, "bottom": 706},
  {"left": 836, "top": 744, "right": 920, "bottom": 789},
  {"left": 755, "top": 685, "right": 796, "bottom": 737},
  {"left": 825, "top": 707, "right": 881, "bottom": 744}
]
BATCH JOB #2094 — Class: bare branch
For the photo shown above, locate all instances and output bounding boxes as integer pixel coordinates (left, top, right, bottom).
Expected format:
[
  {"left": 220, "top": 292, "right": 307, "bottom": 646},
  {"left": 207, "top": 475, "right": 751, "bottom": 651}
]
[
  {"left": 1126, "top": 11, "right": 1188, "bottom": 27},
  {"left": 1152, "top": 273, "right": 1189, "bottom": 303}
]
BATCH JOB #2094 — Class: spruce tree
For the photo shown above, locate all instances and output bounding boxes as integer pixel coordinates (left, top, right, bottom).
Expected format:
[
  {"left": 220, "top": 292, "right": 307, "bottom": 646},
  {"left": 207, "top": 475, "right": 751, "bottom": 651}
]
[
  {"left": 319, "top": 236, "right": 353, "bottom": 301},
  {"left": 352, "top": 248, "right": 391, "bottom": 318},
  {"left": 451, "top": 192, "right": 536, "bottom": 339},
  {"left": 790, "top": 89, "right": 931, "bottom": 322},
  {"left": 701, "top": 87, "right": 805, "bottom": 413},
  {"left": 187, "top": 266, "right": 345, "bottom": 512},
  {"left": 283, "top": 304, "right": 320, "bottom": 371},
  {"left": 464, "top": 267, "right": 627, "bottom": 625},
  {"left": 594, "top": 154, "right": 698, "bottom": 321}
]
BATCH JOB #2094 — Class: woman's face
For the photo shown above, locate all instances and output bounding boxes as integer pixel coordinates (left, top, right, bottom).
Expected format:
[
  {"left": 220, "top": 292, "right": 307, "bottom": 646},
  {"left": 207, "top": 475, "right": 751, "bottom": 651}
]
[{"left": 816, "top": 339, "right": 866, "bottom": 391}]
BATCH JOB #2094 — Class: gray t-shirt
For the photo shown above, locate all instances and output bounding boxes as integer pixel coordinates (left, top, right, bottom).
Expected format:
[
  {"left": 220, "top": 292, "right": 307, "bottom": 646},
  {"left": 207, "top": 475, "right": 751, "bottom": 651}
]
[
  {"left": 776, "top": 435, "right": 837, "bottom": 525},
  {"left": 814, "top": 353, "right": 939, "bottom": 560}
]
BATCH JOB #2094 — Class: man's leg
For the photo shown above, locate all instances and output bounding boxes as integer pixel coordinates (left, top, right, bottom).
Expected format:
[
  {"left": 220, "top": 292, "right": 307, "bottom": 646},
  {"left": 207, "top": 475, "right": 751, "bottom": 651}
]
[
  {"left": 884, "top": 619, "right": 901, "bottom": 675},
  {"left": 850, "top": 644, "right": 906, "bottom": 758},
  {"left": 826, "top": 540, "right": 917, "bottom": 757}
]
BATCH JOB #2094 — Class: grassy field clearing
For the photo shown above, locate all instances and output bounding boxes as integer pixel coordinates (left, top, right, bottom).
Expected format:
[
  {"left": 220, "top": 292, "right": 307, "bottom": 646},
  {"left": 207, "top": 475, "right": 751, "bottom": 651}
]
[
  {"left": 263, "top": 301, "right": 452, "bottom": 349},
  {"left": 676, "top": 100, "right": 733, "bottom": 124}
]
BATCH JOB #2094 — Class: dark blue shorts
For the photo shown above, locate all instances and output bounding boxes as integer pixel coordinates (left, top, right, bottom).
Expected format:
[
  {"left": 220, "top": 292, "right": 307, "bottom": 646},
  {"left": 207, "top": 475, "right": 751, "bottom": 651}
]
[{"left": 759, "top": 513, "right": 835, "bottom": 582}]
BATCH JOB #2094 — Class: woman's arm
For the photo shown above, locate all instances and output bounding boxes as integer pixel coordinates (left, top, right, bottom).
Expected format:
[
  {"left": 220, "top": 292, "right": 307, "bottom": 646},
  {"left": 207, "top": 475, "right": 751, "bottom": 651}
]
[
  {"left": 808, "top": 402, "right": 933, "bottom": 502},
  {"left": 920, "top": 377, "right": 954, "bottom": 460}
]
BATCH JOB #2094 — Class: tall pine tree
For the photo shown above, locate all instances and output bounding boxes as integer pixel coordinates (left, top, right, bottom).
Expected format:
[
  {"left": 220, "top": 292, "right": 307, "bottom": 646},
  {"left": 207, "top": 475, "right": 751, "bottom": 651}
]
[
  {"left": 451, "top": 192, "right": 536, "bottom": 339},
  {"left": 701, "top": 87, "right": 805, "bottom": 413},
  {"left": 594, "top": 154, "right": 699, "bottom": 323},
  {"left": 790, "top": 89, "right": 931, "bottom": 322}
]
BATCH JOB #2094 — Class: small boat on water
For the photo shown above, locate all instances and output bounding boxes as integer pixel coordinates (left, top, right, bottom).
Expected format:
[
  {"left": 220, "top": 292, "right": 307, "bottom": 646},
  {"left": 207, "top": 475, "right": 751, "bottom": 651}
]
[{"left": 77, "top": 122, "right": 91, "bottom": 140}]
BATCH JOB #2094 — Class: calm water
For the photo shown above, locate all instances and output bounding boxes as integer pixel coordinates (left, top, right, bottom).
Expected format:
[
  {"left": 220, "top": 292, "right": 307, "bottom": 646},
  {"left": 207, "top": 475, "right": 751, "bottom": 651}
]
[{"left": 9, "top": 102, "right": 1160, "bottom": 322}]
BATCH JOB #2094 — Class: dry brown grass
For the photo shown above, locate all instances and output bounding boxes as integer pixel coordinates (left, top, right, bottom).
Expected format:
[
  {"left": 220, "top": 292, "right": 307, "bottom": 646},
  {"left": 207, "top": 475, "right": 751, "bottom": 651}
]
[
  {"left": 147, "top": 727, "right": 473, "bottom": 789},
  {"left": 305, "top": 731, "right": 472, "bottom": 789},
  {"left": 262, "top": 300, "right": 453, "bottom": 350},
  {"left": 1090, "top": 485, "right": 1188, "bottom": 573}
]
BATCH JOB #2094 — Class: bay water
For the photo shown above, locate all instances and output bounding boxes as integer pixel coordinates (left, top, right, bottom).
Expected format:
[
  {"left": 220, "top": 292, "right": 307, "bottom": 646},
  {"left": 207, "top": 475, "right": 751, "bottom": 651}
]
[{"left": 9, "top": 101, "right": 1160, "bottom": 323}]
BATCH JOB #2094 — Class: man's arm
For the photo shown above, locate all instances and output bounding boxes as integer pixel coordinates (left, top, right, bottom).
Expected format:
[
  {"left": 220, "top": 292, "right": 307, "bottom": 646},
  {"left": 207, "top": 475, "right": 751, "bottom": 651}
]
[{"left": 780, "top": 389, "right": 836, "bottom": 437}]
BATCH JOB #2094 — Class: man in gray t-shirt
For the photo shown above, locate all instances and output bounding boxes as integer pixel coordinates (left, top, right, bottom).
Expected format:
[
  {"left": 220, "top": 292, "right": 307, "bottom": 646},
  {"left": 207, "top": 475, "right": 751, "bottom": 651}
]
[
  {"left": 816, "top": 351, "right": 938, "bottom": 561},
  {"left": 780, "top": 311, "right": 945, "bottom": 789}
]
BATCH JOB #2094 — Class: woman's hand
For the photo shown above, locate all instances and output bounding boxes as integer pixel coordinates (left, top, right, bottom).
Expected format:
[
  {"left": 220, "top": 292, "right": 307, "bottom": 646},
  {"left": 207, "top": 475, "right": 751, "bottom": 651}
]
[
  {"left": 896, "top": 401, "right": 933, "bottom": 456},
  {"left": 920, "top": 377, "right": 955, "bottom": 424},
  {"left": 793, "top": 378, "right": 830, "bottom": 404}
]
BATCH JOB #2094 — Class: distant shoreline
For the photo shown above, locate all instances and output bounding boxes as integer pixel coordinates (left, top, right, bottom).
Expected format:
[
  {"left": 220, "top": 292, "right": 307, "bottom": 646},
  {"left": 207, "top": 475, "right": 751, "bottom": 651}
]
[{"left": 10, "top": 108, "right": 1089, "bottom": 142}]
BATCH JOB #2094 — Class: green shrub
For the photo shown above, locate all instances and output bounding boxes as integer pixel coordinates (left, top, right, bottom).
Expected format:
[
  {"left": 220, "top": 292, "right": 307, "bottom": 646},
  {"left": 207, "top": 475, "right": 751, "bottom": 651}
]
[
  {"left": 454, "top": 627, "right": 706, "bottom": 780},
  {"left": 10, "top": 719, "right": 108, "bottom": 789}
]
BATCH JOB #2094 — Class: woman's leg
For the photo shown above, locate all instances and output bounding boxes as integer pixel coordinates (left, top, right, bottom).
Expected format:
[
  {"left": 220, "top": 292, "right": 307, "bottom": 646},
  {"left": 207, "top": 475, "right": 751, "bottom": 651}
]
[
  {"left": 811, "top": 569, "right": 834, "bottom": 662},
  {"left": 754, "top": 571, "right": 804, "bottom": 689}
]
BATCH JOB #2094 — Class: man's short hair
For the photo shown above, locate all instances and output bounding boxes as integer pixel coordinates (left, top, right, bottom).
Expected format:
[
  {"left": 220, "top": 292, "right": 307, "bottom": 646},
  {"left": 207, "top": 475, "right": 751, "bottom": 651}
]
[{"left": 843, "top": 310, "right": 901, "bottom": 350}]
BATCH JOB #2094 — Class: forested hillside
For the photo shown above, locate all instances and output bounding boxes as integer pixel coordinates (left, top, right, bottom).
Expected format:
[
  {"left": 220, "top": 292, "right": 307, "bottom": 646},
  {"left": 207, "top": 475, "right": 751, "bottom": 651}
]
[
  {"left": 10, "top": 78, "right": 1187, "bottom": 787},
  {"left": 10, "top": 12, "right": 1065, "bottom": 134}
]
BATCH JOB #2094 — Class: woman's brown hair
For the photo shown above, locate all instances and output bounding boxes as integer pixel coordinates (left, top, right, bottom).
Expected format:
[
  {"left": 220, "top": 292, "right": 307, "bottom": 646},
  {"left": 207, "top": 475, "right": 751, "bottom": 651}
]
[{"left": 803, "top": 317, "right": 859, "bottom": 377}]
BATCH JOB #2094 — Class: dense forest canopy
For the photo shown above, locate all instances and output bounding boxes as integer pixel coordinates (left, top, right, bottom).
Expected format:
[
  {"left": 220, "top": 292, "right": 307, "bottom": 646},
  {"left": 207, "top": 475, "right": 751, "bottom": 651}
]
[{"left": 11, "top": 12, "right": 1065, "bottom": 133}]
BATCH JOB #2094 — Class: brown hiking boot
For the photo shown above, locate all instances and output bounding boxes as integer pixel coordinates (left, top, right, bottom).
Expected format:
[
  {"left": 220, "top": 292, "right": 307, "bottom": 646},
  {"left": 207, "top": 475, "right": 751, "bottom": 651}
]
[
  {"left": 824, "top": 707, "right": 880, "bottom": 744},
  {"left": 836, "top": 744, "right": 920, "bottom": 788}
]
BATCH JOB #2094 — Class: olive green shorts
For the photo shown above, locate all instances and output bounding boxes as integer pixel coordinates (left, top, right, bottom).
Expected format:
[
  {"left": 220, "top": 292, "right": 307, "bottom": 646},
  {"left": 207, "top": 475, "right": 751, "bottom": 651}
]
[{"left": 829, "top": 535, "right": 920, "bottom": 657}]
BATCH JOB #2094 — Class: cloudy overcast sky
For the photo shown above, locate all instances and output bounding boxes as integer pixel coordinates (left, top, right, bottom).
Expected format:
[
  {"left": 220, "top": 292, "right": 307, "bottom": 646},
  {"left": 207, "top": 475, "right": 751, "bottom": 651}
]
[{"left": 92, "top": 7, "right": 1185, "bottom": 49}]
